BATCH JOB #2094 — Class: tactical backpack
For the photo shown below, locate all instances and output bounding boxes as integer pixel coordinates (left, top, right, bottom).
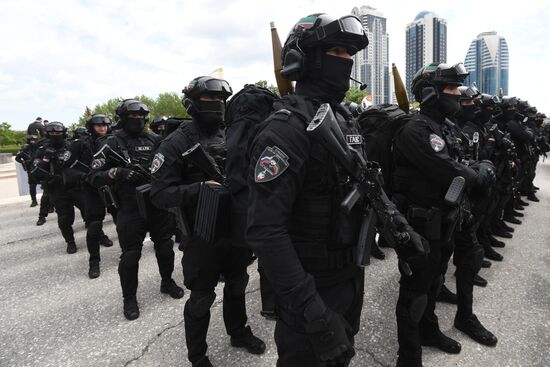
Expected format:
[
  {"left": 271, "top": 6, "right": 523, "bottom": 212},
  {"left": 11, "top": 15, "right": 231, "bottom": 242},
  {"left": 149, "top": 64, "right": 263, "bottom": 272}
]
[
  {"left": 224, "top": 84, "right": 281, "bottom": 243},
  {"left": 357, "top": 104, "right": 410, "bottom": 193}
]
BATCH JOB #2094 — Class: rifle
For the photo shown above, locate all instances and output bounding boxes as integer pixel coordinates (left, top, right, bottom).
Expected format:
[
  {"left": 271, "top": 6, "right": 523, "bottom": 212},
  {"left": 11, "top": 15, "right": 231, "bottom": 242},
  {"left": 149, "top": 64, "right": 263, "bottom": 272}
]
[
  {"left": 94, "top": 144, "right": 153, "bottom": 180},
  {"left": 306, "top": 104, "right": 426, "bottom": 271},
  {"left": 270, "top": 22, "right": 294, "bottom": 96}
]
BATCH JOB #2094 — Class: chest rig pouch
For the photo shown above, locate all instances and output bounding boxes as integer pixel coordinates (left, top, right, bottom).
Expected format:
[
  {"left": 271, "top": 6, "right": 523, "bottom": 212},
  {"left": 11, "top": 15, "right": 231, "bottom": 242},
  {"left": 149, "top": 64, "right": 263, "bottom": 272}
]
[{"left": 284, "top": 103, "right": 362, "bottom": 273}]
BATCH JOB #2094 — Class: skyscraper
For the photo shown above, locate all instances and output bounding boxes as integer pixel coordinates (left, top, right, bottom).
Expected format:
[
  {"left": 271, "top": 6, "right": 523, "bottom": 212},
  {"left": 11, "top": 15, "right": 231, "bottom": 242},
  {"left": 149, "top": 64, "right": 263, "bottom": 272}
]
[
  {"left": 464, "top": 32, "right": 509, "bottom": 96},
  {"left": 351, "top": 6, "right": 390, "bottom": 105},
  {"left": 405, "top": 11, "right": 447, "bottom": 101}
]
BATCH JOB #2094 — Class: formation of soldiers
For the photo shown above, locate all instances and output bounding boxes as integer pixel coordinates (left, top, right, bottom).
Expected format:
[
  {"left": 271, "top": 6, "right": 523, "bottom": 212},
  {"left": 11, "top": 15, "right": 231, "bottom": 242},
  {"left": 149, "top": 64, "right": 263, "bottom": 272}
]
[{"left": 14, "top": 11, "right": 549, "bottom": 367}]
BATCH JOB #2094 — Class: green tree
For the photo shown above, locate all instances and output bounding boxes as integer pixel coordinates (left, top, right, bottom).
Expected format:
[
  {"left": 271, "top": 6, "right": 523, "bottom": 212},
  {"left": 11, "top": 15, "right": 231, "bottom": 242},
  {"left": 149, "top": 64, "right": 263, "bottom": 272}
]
[
  {"left": 254, "top": 80, "right": 280, "bottom": 96},
  {"left": 344, "top": 86, "right": 367, "bottom": 104},
  {"left": 0, "top": 122, "right": 26, "bottom": 146},
  {"left": 154, "top": 92, "right": 190, "bottom": 119}
]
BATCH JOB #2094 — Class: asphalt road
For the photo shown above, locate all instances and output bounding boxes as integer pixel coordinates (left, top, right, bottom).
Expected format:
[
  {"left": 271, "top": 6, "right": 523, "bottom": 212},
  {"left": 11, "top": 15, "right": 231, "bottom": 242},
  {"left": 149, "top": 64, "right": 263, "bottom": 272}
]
[{"left": 1, "top": 161, "right": 549, "bottom": 367}]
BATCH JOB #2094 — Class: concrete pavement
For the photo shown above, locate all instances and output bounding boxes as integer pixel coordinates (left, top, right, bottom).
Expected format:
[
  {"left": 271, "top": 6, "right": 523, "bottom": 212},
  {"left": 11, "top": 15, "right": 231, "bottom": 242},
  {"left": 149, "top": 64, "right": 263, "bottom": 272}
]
[{"left": 1, "top": 161, "right": 549, "bottom": 367}]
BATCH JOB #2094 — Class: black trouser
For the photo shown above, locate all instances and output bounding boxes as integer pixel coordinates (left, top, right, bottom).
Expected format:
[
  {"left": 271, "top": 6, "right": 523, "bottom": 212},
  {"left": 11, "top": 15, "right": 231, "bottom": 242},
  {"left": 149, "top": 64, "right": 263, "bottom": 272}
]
[
  {"left": 115, "top": 199, "right": 175, "bottom": 299},
  {"left": 83, "top": 186, "right": 109, "bottom": 265},
  {"left": 453, "top": 226, "right": 483, "bottom": 319},
  {"left": 182, "top": 237, "right": 253, "bottom": 364},
  {"left": 49, "top": 188, "right": 85, "bottom": 244},
  {"left": 274, "top": 270, "right": 364, "bottom": 367},
  {"left": 29, "top": 183, "right": 37, "bottom": 202},
  {"left": 258, "top": 258, "right": 275, "bottom": 314},
  {"left": 39, "top": 187, "right": 51, "bottom": 219},
  {"left": 396, "top": 226, "right": 454, "bottom": 367}
]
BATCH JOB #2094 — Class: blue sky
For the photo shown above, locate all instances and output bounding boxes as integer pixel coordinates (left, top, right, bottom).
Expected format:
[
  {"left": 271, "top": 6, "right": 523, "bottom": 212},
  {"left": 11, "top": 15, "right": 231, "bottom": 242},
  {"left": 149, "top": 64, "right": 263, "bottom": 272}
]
[{"left": 1, "top": 0, "right": 548, "bottom": 129}]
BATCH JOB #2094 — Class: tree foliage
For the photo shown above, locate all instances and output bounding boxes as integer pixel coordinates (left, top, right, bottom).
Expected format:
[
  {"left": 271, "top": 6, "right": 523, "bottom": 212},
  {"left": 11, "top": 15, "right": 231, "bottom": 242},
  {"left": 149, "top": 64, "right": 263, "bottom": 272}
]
[
  {"left": 74, "top": 92, "right": 190, "bottom": 131},
  {"left": 0, "top": 122, "right": 26, "bottom": 147},
  {"left": 254, "top": 80, "right": 280, "bottom": 96},
  {"left": 344, "top": 86, "right": 367, "bottom": 104}
]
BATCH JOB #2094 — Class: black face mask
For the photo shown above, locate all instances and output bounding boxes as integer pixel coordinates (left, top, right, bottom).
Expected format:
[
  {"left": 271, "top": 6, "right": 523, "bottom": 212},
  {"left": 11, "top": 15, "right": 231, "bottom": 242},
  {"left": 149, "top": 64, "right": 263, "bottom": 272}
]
[
  {"left": 194, "top": 100, "right": 224, "bottom": 135},
  {"left": 459, "top": 105, "right": 477, "bottom": 122},
  {"left": 476, "top": 108, "right": 493, "bottom": 124},
  {"left": 503, "top": 109, "right": 516, "bottom": 120},
  {"left": 296, "top": 53, "right": 353, "bottom": 103},
  {"left": 49, "top": 135, "right": 65, "bottom": 147},
  {"left": 437, "top": 93, "right": 461, "bottom": 117},
  {"left": 123, "top": 117, "right": 145, "bottom": 136}
]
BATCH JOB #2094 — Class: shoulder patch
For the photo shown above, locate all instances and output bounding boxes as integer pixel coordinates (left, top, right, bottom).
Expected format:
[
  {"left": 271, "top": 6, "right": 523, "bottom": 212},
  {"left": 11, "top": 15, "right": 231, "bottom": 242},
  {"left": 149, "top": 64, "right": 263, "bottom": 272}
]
[
  {"left": 91, "top": 158, "right": 106, "bottom": 169},
  {"left": 429, "top": 133, "right": 445, "bottom": 152},
  {"left": 254, "top": 146, "right": 290, "bottom": 183},
  {"left": 62, "top": 151, "right": 72, "bottom": 162},
  {"left": 150, "top": 152, "right": 165, "bottom": 174},
  {"left": 346, "top": 134, "right": 363, "bottom": 146}
]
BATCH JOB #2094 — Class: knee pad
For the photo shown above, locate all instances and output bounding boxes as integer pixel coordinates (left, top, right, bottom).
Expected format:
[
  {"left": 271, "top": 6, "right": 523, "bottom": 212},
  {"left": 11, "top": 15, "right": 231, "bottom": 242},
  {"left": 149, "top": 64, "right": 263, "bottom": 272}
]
[
  {"left": 409, "top": 294, "right": 428, "bottom": 323},
  {"left": 188, "top": 291, "right": 216, "bottom": 318},
  {"left": 87, "top": 220, "right": 102, "bottom": 236},
  {"left": 121, "top": 249, "right": 141, "bottom": 266},
  {"left": 224, "top": 273, "right": 249, "bottom": 298}
]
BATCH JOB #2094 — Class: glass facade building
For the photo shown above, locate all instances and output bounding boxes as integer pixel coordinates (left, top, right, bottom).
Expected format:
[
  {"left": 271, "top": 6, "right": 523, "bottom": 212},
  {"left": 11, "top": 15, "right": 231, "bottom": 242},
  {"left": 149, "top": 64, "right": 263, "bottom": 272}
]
[
  {"left": 464, "top": 32, "right": 509, "bottom": 96},
  {"left": 351, "top": 6, "right": 390, "bottom": 105},
  {"left": 405, "top": 11, "right": 447, "bottom": 102}
]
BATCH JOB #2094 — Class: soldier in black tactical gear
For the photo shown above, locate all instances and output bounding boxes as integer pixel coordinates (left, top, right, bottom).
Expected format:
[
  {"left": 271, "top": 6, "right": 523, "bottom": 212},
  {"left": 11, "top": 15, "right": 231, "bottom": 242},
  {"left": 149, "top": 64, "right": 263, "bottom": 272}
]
[
  {"left": 150, "top": 77, "right": 266, "bottom": 367},
  {"left": 64, "top": 114, "right": 114, "bottom": 278},
  {"left": 16, "top": 135, "right": 41, "bottom": 206},
  {"left": 392, "top": 63, "right": 497, "bottom": 366},
  {"left": 465, "top": 94, "right": 507, "bottom": 261},
  {"left": 90, "top": 99, "right": 184, "bottom": 320},
  {"left": 30, "top": 122, "right": 86, "bottom": 254},
  {"left": 71, "top": 126, "right": 89, "bottom": 141},
  {"left": 246, "top": 14, "right": 427, "bottom": 366},
  {"left": 150, "top": 116, "right": 168, "bottom": 136}
]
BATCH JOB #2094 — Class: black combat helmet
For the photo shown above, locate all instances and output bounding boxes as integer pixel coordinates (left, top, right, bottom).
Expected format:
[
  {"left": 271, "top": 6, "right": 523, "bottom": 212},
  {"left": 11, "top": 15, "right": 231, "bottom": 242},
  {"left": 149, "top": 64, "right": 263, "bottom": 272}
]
[
  {"left": 150, "top": 116, "right": 168, "bottom": 135},
  {"left": 281, "top": 13, "right": 369, "bottom": 81},
  {"left": 479, "top": 94, "right": 500, "bottom": 107},
  {"left": 72, "top": 127, "right": 88, "bottom": 139},
  {"left": 499, "top": 96, "right": 519, "bottom": 110},
  {"left": 86, "top": 113, "right": 112, "bottom": 132},
  {"left": 458, "top": 85, "right": 481, "bottom": 102},
  {"left": 412, "top": 63, "right": 469, "bottom": 105},
  {"left": 182, "top": 76, "right": 232, "bottom": 115},
  {"left": 44, "top": 121, "right": 67, "bottom": 146},
  {"left": 115, "top": 99, "right": 149, "bottom": 135}
]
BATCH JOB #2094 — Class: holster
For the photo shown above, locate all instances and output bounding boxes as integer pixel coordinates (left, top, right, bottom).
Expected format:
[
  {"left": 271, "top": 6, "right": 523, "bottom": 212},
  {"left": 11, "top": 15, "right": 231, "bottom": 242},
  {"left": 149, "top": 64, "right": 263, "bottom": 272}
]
[
  {"left": 407, "top": 206, "right": 442, "bottom": 240},
  {"left": 98, "top": 185, "right": 118, "bottom": 209}
]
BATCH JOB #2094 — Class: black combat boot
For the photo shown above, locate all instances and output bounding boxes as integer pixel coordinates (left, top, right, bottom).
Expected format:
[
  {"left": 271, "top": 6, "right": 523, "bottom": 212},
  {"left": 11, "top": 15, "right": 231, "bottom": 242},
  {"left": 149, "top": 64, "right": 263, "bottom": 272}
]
[
  {"left": 518, "top": 198, "right": 529, "bottom": 206},
  {"left": 123, "top": 296, "right": 139, "bottom": 320},
  {"left": 527, "top": 193, "right": 539, "bottom": 202},
  {"left": 66, "top": 242, "right": 77, "bottom": 254},
  {"left": 192, "top": 356, "right": 214, "bottom": 367},
  {"left": 455, "top": 314, "right": 497, "bottom": 346},
  {"left": 484, "top": 246, "right": 503, "bottom": 261},
  {"left": 489, "top": 235, "right": 505, "bottom": 248},
  {"left": 491, "top": 226, "right": 512, "bottom": 239},
  {"left": 503, "top": 215, "right": 521, "bottom": 225},
  {"left": 88, "top": 262, "right": 100, "bottom": 279},
  {"left": 437, "top": 284, "right": 457, "bottom": 304},
  {"left": 473, "top": 274, "right": 488, "bottom": 287},
  {"left": 420, "top": 330, "right": 462, "bottom": 354},
  {"left": 498, "top": 220, "right": 514, "bottom": 232},
  {"left": 160, "top": 279, "right": 184, "bottom": 299},
  {"left": 481, "top": 259, "right": 492, "bottom": 268},
  {"left": 230, "top": 326, "right": 267, "bottom": 355},
  {"left": 510, "top": 209, "right": 524, "bottom": 217},
  {"left": 514, "top": 202, "right": 525, "bottom": 211},
  {"left": 99, "top": 235, "right": 113, "bottom": 247},
  {"left": 30, "top": 200, "right": 38, "bottom": 207},
  {"left": 371, "top": 243, "right": 386, "bottom": 260},
  {"left": 36, "top": 217, "right": 46, "bottom": 226}
]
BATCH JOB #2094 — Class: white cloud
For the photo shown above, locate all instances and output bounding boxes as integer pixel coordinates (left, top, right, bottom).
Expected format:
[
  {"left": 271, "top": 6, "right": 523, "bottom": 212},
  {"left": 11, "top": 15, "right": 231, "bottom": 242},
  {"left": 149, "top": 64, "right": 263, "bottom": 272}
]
[{"left": 0, "top": 0, "right": 548, "bottom": 129}]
